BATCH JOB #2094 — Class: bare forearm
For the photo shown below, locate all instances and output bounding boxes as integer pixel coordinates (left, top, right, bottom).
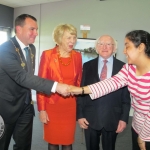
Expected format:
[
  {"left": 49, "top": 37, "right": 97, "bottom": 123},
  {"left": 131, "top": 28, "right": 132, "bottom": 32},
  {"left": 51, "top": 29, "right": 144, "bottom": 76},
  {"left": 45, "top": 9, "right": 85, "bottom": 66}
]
[
  {"left": 82, "top": 86, "right": 91, "bottom": 94},
  {"left": 69, "top": 85, "right": 91, "bottom": 95}
]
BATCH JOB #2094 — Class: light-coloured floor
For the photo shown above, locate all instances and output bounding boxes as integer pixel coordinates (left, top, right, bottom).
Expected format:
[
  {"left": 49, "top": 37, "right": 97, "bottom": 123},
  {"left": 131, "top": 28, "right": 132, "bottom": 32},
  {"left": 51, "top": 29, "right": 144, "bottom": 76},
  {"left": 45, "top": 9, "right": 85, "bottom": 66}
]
[
  {"left": 9, "top": 104, "right": 132, "bottom": 150},
  {"left": 129, "top": 107, "right": 134, "bottom": 116}
]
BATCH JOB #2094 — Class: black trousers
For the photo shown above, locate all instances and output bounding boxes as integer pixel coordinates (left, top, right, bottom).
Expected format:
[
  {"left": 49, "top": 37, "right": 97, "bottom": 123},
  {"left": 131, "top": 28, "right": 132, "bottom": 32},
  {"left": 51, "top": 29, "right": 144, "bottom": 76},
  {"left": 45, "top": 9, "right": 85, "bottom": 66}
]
[
  {"left": 84, "top": 126, "right": 118, "bottom": 150},
  {"left": 0, "top": 103, "right": 34, "bottom": 150},
  {"left": 131, "top": 127, "right": 150, "bottom": 150}
]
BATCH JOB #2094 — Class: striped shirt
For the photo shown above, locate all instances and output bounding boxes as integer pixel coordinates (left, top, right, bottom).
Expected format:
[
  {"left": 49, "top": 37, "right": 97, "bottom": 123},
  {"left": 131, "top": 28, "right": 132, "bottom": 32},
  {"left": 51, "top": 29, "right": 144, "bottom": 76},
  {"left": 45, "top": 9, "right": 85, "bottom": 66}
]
[{"left": 89, "top": 64, "right": 150, "bottom": 141}]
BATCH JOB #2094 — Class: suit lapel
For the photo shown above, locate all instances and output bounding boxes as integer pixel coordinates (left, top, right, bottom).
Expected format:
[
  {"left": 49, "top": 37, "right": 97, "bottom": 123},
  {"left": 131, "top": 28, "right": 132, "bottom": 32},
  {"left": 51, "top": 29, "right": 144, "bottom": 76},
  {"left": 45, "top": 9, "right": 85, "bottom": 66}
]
[
  {"left": 11, "top": 37, "right": 28, "bottom": 71},
  {"left": 112, "top": 57, "right": 118, "bottom": 76},
  {"left": 51, "top": 47, "right": 63, "bottom": 83},
  {"left": 50, "top": 48, "right": 79, "bottom": 83},
  {"left": 92, "top": 57, "right": 100, "bottom": 81},
  {"left": 71, "top": 50, "right": 77, "bottom": 80},
  {"left": 29, "top": 44, "right": 36, "bottom": 71},
  {"left": 92, "top": 56, "right": 118, "bottom": 79}
]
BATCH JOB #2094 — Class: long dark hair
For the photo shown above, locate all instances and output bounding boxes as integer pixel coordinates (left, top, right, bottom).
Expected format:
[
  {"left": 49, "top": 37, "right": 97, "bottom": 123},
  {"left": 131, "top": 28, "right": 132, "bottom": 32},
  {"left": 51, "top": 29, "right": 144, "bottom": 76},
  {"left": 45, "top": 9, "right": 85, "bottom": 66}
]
[{"left": 126, "top": 30, "right": 150, "bottom": 57}]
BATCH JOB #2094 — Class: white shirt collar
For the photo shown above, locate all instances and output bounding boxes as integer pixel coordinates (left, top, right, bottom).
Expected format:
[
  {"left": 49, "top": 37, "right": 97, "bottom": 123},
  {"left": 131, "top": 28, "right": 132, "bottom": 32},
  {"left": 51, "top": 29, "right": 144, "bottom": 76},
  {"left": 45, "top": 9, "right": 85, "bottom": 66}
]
[
  {"left": 99, "top": 55, "right": 113, "bottom": 63},
  {"left": 15, "top": 36, "right": 29, "bottom": 49},
  {"left": 15, "top": 36, "right": 29, "bottom": 59}
]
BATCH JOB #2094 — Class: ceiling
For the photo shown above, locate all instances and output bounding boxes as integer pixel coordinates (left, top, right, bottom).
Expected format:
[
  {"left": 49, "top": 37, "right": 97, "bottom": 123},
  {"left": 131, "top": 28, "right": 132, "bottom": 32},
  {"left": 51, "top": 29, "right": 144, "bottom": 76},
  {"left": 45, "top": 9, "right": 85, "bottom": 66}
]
[{"left": 0, "top": 0, "right": 67, "bottom": 8}]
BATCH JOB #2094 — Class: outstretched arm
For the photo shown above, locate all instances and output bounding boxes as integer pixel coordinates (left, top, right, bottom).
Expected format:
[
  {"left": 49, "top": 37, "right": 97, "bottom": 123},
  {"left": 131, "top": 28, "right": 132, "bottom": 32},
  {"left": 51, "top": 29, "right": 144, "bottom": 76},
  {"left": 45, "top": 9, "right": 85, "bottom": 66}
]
[
  {"left": 69, "top": 85, "right": 91, "bottom": 95},
  {"left": 70, "top": 64, "right": 129, "bottom": 100}
]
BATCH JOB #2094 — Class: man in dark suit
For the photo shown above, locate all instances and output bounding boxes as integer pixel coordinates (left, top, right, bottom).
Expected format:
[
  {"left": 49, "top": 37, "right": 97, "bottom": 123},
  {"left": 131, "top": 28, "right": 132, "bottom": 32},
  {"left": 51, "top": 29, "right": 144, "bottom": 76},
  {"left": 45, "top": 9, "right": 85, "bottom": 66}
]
[
  {"left": 77, "top": 35, "right": 131, "bottom": 150},
  {"left": 0, "top": 14, "right": 69, "bottom": 150}
]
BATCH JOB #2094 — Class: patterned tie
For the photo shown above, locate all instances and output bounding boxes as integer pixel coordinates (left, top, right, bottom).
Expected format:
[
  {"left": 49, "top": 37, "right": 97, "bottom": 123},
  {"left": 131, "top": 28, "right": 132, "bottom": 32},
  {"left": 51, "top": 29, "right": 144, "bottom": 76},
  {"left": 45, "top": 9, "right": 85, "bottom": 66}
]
[
  {"left": 24, "top": 47, "right": 33, "bottom": 104},
  {"left": 100, "top": 60, "right": 108, "bottom": 80},
  {"left": 24, "top": 47, "right": 33, "bottom": 74}
]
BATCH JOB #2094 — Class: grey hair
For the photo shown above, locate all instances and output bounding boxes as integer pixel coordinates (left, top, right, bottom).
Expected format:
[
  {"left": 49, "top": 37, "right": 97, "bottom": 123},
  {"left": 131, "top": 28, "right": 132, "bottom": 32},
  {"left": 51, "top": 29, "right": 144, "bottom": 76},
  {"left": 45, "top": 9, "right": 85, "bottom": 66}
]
[{"left": 95, "top": 35, "right": 117, "bottom": 54}]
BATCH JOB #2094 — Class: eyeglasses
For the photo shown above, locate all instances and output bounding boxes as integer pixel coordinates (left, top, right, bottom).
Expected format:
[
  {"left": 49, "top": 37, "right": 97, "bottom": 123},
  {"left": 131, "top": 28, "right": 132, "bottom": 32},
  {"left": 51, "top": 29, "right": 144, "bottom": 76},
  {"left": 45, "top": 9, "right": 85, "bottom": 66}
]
[{"left": 97, "top": 43, "right": 114, "bottom": 47}]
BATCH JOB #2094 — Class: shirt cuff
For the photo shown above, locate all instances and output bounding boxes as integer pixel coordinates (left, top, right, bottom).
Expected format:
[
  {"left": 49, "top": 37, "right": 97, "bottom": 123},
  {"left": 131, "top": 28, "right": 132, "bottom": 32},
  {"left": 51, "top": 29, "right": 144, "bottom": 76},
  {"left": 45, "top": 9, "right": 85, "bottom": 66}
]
[
  {"left": 88, "top": 85, "right": 95, "bottom": 100},
  {"left": 51, "top": 82, "right": 58, "bottom": 93}
]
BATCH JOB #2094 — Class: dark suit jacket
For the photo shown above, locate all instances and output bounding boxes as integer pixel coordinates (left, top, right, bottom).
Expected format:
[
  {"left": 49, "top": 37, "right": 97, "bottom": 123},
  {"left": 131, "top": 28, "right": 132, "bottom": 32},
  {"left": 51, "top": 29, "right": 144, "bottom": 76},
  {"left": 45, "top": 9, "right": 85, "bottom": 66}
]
[
  {"left": 77, "top": 56, "right": 131, "bottom": 131},
  {"left": 0, "top": 37, "right": 54, "bottom": 124}
]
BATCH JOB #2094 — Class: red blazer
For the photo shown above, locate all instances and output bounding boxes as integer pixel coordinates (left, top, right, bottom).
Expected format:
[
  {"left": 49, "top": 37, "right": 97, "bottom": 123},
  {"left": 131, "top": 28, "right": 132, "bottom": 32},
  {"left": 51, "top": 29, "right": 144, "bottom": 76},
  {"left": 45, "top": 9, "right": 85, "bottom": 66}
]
[{"left": 37, "top": 47, "right": 82, "bottom": 111}]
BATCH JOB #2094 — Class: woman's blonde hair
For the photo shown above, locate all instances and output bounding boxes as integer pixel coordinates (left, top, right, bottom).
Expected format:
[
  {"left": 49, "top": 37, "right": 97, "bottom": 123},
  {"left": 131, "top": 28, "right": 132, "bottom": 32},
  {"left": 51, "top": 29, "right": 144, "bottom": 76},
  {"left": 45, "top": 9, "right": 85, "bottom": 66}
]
[{"left": 53, "top": 24, "right": 77, "bottom": 45}]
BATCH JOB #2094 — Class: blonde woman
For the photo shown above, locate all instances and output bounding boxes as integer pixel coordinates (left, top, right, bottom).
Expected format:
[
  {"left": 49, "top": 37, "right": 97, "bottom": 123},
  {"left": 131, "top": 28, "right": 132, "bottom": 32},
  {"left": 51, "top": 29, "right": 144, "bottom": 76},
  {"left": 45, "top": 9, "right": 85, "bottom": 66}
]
[{"left": 37, "top": 24, "right": 82, "bottom": 150}]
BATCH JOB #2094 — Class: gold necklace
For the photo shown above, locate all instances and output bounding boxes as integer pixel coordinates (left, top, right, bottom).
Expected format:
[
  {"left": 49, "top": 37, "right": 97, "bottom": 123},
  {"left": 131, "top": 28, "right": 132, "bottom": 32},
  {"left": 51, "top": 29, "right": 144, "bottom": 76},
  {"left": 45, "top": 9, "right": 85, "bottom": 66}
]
[
  {"left": 10, "top": 40, "right": 34, "bottom": 69},
  {"left": 57, "top": 51, "right": 72, "bottom": 66}
]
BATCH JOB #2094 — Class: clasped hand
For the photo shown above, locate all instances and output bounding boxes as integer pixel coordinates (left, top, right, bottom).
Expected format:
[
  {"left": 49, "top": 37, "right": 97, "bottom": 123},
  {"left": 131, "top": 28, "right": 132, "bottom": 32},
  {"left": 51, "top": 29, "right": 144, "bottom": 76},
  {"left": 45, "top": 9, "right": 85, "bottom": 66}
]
[
  {"left": 56, "top": 83, "right": 82, "bottom": 96},
  {"left": 39, "top": 85, "right": 82, "bottom": 124}
]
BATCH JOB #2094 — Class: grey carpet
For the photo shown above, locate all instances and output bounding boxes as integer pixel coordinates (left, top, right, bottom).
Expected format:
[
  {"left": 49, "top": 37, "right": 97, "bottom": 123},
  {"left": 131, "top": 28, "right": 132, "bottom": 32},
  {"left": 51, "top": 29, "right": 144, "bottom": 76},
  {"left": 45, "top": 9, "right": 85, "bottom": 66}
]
[{"left": 9, "top": 104, "right": 132, "bottom": 150}]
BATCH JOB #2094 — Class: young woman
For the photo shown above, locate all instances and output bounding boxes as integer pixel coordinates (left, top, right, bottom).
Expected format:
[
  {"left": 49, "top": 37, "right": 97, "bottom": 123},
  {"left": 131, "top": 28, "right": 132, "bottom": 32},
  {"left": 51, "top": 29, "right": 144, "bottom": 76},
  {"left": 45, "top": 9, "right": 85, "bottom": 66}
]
[{"left": 70, "top": 30, "right": 150, "bottom": 150}]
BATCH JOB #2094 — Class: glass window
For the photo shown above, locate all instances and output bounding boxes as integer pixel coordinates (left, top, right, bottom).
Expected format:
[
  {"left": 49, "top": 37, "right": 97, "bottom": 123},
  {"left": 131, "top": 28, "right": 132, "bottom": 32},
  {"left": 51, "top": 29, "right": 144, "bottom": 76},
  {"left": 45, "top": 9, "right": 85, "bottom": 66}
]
[
  {"left": 0, "top": 31, "right": 8, "bottom": 45},
  {"left": 0, "top": 27, "right": 11, "bottom": 45}
]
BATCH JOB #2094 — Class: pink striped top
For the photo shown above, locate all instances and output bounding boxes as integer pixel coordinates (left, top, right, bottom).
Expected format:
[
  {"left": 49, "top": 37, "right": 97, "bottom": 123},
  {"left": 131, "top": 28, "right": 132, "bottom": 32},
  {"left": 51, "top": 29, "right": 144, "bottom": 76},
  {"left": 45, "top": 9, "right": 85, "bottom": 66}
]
[{"left": 89, "top": 64, "right": 150, "bottom": 141}]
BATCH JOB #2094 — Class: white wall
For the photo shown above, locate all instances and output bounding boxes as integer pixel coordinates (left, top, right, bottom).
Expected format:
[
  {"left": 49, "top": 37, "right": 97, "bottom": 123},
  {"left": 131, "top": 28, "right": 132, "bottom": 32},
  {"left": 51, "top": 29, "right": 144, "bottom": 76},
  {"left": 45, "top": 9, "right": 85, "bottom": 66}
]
[
  {"left": 14, "top": 0, "right": 150, "bottom": 62},
  {"left": 14, "top": 0, "right": 150, "bottom": 106},
  {"left": 39, "top": 0, "right": 150, "bottom": 61}
]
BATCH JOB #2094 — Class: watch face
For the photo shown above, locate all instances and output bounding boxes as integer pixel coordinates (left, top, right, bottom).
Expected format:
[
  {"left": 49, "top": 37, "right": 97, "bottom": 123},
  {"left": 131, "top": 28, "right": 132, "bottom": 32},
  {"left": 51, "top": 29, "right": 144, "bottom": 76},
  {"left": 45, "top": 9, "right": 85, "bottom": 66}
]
[{"left": 0, "top": 115, "right": 5, "bottom": 139}]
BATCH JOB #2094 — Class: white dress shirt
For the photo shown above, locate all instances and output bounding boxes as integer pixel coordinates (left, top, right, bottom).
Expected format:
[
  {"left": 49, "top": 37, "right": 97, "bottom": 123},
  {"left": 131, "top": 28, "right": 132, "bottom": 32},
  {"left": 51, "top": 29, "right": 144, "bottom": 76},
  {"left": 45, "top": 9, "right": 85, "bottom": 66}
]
[
  {"left": 98, "top": 55, "right": 113, "bottom": 79},
  {"left": 15, "top": 36, "right": 57, "bottom": 93}
]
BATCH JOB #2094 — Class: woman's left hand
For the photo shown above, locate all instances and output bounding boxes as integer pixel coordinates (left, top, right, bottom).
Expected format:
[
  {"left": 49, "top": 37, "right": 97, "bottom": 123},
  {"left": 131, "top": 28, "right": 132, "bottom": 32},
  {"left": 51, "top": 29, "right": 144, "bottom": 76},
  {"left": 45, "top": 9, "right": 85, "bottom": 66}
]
[
  {"left": 39, "top": 111, "right": 49, "bottom": 124},
  {"left": 137, "top": 136, "right": 146, "bottom": 150}
]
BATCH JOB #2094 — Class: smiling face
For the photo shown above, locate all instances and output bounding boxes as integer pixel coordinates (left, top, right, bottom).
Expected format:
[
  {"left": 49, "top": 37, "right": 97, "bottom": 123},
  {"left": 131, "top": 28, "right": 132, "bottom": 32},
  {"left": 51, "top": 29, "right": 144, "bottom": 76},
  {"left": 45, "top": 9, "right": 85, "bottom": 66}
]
[
  {"left": 96, "top": 35, "right": 115, "bottom": 59},
  {"left": 123, "top": 38, "right": 141, "bottom": 64},
  {"left": 59, "top": 30, "right": 77, "bottom": 53},
  {"left": 16, "top": 17, "right": 38, "bottom": 46}
]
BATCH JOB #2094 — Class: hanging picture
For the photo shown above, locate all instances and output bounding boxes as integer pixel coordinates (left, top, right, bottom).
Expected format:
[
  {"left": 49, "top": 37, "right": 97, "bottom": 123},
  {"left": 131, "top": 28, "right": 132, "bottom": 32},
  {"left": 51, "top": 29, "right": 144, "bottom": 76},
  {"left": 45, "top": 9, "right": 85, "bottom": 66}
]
[{"left": 74, "top": 38, "right": 98, "bottom": 64}]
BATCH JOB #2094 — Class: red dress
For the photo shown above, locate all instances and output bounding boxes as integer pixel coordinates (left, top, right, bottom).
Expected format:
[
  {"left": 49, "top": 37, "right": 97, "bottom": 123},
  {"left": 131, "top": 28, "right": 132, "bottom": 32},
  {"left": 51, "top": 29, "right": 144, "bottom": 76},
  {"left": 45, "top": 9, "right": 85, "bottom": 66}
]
[{"left": 37, "top": 47, "right": 82, "bottom": 145}]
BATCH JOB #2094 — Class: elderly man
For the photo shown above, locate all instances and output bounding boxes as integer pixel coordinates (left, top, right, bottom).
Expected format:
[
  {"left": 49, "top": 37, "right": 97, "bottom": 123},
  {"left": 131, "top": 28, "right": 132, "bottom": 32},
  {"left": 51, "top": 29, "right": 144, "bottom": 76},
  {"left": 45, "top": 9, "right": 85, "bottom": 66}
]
[{"left": 77, "top": 35, "right": 131, "bottom": 150}]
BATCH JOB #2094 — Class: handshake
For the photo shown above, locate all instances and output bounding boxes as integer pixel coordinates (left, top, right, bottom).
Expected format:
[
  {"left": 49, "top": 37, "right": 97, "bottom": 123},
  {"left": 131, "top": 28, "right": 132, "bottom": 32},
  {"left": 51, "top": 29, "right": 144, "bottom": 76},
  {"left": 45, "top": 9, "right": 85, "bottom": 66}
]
[{"left": 56, "top": 83, "right": 90, "bottom": 96}]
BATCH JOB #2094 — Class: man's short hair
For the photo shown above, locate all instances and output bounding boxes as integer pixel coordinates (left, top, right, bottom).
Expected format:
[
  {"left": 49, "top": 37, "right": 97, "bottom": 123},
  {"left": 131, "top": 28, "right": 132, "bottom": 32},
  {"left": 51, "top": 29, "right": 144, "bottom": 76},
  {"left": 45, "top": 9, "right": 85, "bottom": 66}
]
[{"left": 15, "top": 14, "right": 37, "bottom": 33}]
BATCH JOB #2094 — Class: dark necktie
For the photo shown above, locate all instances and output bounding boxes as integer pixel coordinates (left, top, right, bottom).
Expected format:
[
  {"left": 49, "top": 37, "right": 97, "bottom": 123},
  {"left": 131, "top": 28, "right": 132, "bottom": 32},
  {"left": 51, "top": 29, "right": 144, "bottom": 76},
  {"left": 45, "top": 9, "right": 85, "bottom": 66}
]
[
  {"left": 24, "top": 47, "right": 33, "bottom": 74},
  {"left": 100, "top": 60, "right": 108, "bottom": 80},
  {"left": 24, "top": 47, "right": 33, "bottom": 104}
]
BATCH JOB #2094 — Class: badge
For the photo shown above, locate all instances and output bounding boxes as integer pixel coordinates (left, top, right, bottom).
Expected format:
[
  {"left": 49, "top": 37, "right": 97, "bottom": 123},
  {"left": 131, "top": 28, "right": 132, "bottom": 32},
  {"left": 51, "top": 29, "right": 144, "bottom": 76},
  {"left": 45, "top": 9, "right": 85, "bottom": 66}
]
[
  {"left": 0, "top": 115, "right": 5, "bottom": 139},
  {"left": 21, "top": 62, "right": 25, "bottom": 68},
  {"left": 15, "top": 48, "right": 19, "bottom": 52}
]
